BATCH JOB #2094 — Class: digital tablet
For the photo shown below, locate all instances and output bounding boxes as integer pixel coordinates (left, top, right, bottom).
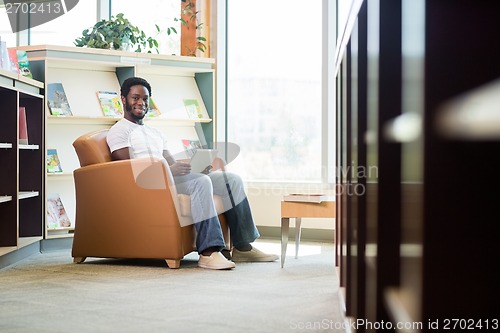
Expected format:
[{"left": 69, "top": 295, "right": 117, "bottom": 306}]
[{"left": 189, "top": 149, "right": 218, "bottom": 173}]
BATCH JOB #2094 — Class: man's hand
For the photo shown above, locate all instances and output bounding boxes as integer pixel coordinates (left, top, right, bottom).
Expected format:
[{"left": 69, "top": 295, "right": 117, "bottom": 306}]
[
  {"left": 170, "top": 161, "right": 191, "bottom": 176},
  {"left": 201, "top": 165, "right": 213, "bottom": 175}
]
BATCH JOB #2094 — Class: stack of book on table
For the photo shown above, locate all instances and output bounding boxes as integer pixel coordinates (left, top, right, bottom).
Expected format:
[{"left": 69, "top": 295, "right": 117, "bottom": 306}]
[{"left": 283, "top": 194, "right": 335, "bottom": 203}]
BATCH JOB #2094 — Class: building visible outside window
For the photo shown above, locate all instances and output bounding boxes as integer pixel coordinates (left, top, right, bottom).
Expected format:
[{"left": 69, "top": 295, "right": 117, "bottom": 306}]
[
  {"left": 226, "top": 0, "right": 322, "bottom": 183},
  {"left": 112, "top": 0, "right": 181, "bottom": 55},
  {"left": 29, "top": 1, "right": 97, "bottom": 46}
]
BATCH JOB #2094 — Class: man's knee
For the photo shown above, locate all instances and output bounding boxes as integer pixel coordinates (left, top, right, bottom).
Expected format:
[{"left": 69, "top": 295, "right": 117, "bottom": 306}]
[
  {"left": 194, "top": 174, "right": 214, "bottom": 191},
  {"left": 225, "top": 172, "right": 243, "bottom": 186}
]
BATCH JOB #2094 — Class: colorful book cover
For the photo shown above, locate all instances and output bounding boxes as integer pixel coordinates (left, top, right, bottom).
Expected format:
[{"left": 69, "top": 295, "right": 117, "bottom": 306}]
[
  {"left": 146, "top": 96, "right": 161, "bottom": 118},
  {"left": 16, "top": 50, "right": 33, "bottom": 78},
  {"left": 96, "top": 90, "right": 123, "bottom": 117},
  {"left": 46, "top": 149, "right": 63, "bottom": 173},
  {"left": 46, "top": 193, "right": 71, "bottom": 229},
  {"left": 182, "top": 139, "right": 202, "bottom": 158},
  {"left": 183, "top": 99, "right": 204, "bottom": 119},
  {"left": 19, "top": 106, "right": 28, "bottom": 145},
  {"left": 7, "top": 48, "right": 19, "bottom": 74},
  {"left": 47, "top": 83, "right": 73, "bottom": 116}
]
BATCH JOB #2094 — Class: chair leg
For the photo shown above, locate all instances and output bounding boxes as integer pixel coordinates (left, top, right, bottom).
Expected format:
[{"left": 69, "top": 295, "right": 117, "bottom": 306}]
[
  {"left": 165, "top": 259, "right": 181, "bottom": 269},
  {"left": 73, "top": 257, "right": 86, "bottom": 263}
]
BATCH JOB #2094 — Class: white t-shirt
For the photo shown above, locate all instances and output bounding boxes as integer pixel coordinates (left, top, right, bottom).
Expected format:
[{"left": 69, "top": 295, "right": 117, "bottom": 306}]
[{"left": 107, "top": 119, "right": 168, "bottom": 159}]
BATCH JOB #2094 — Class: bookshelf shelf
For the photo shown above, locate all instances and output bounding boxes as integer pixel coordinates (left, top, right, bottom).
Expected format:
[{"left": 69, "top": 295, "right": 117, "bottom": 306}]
[
  {"left": 0, "top": 71, "right": 44, "bottom": 256},
  {"left": 47, "top": 172, "right": 73, "bottom": 178},
  {"left": 18, "top": 236, "right": 43, "bottom": 248},
  {"left": 145, "top": 117, "right": 213, "bottom": 124},
  {"left": 17, "top": 45, "right": 216, "bottom": 240},
  {"left": 47, "top": 116, "right": 121, "bottom": 125},
  {"left": 0, "top": 143, "right": 13, "bottom": 149},
  {"left": 19, "top": 144, "right": 40, "bottom": 150},
  {"left": 0, "top": 247, "right": 17, "bottom": 257},
  {"left": 46, "top": 230, "right": 75, "bottom": 239},
  {"left": 19, "top": 191, "right": 40, "bottom": 199},
  {"left": 0, "top": 195, "right": 13, "bottom": 203}
]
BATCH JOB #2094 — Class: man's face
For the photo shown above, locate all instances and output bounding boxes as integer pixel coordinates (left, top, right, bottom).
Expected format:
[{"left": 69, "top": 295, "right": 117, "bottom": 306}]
[{"left": 123, "top": 84, "right": 149, "bottom": 122}]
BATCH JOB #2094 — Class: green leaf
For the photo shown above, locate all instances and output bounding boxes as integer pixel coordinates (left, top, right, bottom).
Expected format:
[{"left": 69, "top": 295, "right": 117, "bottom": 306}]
[{"left": 75, "top": 12, "right": 160, "bottom": 53}]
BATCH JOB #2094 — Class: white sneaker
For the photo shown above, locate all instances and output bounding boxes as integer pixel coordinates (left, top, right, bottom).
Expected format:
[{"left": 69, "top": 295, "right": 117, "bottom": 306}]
[
  {"left": 232, "top": 247, "right": 279, "bottom": 262},
  {"left": 198, "top": 251, "right": 236, "bottom": 270}
]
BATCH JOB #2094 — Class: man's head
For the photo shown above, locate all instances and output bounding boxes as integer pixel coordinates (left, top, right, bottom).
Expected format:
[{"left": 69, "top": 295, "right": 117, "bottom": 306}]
[
  {"left": 120, "top": 77, "right": 152, "bottom": 123},
  {"left": 120, "top": 77, "right": 152, "bottom": 98}
]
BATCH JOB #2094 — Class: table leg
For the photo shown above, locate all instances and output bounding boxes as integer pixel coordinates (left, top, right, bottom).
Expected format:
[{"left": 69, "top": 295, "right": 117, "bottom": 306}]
[
  {"left": 281, "top": 217, "right": 290, "bottom": 268},
  {"left": 295, "top": 217, "right": 302, "bottom": 259}
]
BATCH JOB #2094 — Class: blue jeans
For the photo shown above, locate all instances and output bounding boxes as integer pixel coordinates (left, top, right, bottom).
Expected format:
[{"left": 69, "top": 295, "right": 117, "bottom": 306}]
[{"left": 174, "top": 171, "right": 260, "bottom": 253}]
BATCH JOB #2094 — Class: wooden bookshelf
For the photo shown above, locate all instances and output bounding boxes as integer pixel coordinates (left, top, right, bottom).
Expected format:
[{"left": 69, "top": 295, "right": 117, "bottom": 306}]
[
  {"left": 335, "top": 1, "right": 500, "bottom": 331},
  {"left": 0, "top": 70, "right": 44, "bottom": 254}
]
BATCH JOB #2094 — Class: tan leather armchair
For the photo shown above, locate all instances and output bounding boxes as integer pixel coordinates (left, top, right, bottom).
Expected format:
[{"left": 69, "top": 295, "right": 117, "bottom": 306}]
[{"left": 71, "top": 129, "right": 230, "bottom": 268}]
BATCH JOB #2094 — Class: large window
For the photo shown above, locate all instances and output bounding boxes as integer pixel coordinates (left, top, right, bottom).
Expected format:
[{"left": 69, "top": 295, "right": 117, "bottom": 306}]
[
  {"left": 226, "top": 0, "right": 323, "bottom": 183},
  {"left": 112, "top": 0, "right": 181, "bottom": 55},
  {"left": 0, "top": 8, "right": 16, "bottom": 47},
  {"left": 29, "top": 1, "right": 97, "bottom": 46},
  {"left": 8, "top": 0, "right": 180, "bottom": 52}
]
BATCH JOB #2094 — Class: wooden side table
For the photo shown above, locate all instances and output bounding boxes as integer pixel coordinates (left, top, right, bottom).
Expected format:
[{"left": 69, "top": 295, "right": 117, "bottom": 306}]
[{"left": 280, "top": 199, "right": 336, "bottom": 268}]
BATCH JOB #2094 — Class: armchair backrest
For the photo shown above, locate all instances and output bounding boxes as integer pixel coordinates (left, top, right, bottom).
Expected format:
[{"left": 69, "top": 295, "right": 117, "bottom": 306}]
[{"left": 73, "top": 129, "right": 112, "bottom": 167}]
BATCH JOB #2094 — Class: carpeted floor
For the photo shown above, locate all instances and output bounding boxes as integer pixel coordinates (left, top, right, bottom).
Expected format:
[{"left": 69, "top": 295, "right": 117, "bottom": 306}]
[{"left": 0, "top": 240, "right": 345, "bottom": 333}]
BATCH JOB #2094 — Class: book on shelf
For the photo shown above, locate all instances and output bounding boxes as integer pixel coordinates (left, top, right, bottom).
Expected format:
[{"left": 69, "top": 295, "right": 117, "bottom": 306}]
[
  {"left": 15, "top": 50, "right": 33, "bottom": 78},
  {"left": 182, "top": 139, "right": 203, "bottom": 158},
  {"left": 96, "top": 90, "right": 123, "bottom": 117},
  {"left": 7, "top": 48, "right": 20, "bottom": 74},
  {"left": 46, "top": 149, "right": 63, "bottom": 173},
  {"left": 283, "top": 193, "right": 335, "bottom": 203},
  {"left": 6, "top": 48, "right": 33, "bottom": 78},
  {"left": 183, "top": 98, "right": 204, "bottom": 119},
  {"left": 47, "top": 82, "right": 73, "bottom": 116},
  {"left": 46, "top": 193, "right": 72, "bottom": 229},
  {"left": 0, "top": 39, "right": 10, "bottom": 71},
  {"left": 18, "top": 106, "right": 29, "bottom": 145},
  {"left": 146, "top": 96, "right": 161, "bottom": 118}
]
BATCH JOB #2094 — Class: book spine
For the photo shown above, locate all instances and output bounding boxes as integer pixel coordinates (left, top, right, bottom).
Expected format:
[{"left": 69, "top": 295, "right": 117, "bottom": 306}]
[{"left": 19, "top": 106, "right": 28, "bottom": 145}]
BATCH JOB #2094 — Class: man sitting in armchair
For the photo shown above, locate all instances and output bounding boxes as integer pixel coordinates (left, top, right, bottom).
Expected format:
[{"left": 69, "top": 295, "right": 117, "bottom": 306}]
[{"left": 106, "top": 77, "right": 278, "bottom": 270}]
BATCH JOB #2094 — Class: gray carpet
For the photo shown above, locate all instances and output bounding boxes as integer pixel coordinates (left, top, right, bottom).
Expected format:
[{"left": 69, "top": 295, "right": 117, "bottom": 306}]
[{"left": 0, "top": 240, "right": 345, "bottom": 333}]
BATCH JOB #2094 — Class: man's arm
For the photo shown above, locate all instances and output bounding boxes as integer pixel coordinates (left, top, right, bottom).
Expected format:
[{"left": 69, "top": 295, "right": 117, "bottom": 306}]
[
  {"left": 162, "top": 149, "right": 176, "bottom": 166},
  {"left": 111, "top": 147, "right": 130, "bottom": 161}
]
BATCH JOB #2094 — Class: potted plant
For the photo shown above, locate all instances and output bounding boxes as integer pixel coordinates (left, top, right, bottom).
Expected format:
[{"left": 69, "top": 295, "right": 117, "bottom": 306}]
[{"left": 74, "top": 13, "right": 159, "bottom": 53}]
